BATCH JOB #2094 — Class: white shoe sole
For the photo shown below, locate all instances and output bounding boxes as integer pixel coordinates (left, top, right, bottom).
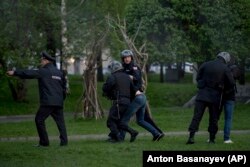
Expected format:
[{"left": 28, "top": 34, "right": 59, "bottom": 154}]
[{"left": 224, "top": 140, "right": 233, "bottom": 144}]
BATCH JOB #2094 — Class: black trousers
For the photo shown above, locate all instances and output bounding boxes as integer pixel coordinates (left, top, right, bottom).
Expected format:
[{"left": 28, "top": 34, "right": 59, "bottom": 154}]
[
  {"left": 107, "top": 104, "right": 128, "bottom": 139},
  {"left": 188, "top": 100, "right": 219, "bottom": 136},
  {"left": 35, "top": 106, "right": 68, "bottom": 146}
]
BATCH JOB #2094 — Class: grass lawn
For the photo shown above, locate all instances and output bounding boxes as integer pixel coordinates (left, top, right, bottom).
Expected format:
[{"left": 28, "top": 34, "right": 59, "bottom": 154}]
[
  {"left": 0, "top": 105, "right": 250, "bottom": 167},
  {"left": 1, "top": 134, "right": 250, "bottom": 167}
]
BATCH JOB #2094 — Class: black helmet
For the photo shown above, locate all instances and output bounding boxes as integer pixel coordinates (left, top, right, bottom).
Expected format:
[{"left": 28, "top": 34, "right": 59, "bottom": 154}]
[
  {"left": 120, "top": 49, "right": 133, "bottom": 58},
  {"left": 217, "top": 52, "right": 231, "bottom": 64},
  {"left": 108, "top": 60, "right": 123, "bottom": 73}
]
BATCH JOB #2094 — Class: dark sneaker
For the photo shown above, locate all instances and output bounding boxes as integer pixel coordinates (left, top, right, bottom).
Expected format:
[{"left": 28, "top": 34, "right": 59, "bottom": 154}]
[
  {"left": 130, "top": 131, "right": 139, "bottom": 142},
  {"left": 157, "top": 133, "right": 165, "bottom": 141},
  {"left": 153, "top": 133, "right": 164, "bottom": 141},
  {"left": 105, "top": 137, "right": 113, "bottom": 142},
  {"left": 186, "top": 138, "right": 195, "bottom": 144},
  {"left": 153, "top": 135, "right": 158, "bottom": 141},
  {"left": 208, "top": 140, "right": 215, "bottom": 144},
  {"left": 106, "top": 138, "right": 123, "bottom": 143},
  {"left": 60, "top": 142, "right": 68, "bottom": 146},
  {"left": 106, "top": 138, "right": 115, "bottom": 142},
  {"left": 207, "top": 138, "right": 215, "bottom": 144}
]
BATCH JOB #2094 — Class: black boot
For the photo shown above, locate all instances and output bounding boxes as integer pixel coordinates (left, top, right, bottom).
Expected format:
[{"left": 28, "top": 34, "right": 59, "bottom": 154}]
[
  {"left": 186, "top": 132, "right": 195, "bottom": 144},
  {"left": 208, "top": 134, "right": 215, "bottom": 144},
  {"left": 127, "top": 127, "right": 138, "bottom": 142},
  {"left": 107, "top": 133, "right": 123, "bottom": 143}
]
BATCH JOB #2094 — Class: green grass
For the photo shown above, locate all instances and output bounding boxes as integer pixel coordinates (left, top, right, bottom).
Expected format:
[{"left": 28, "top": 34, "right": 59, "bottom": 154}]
[{"left": 1, "top": 134, "right": 250, "bottom": 167}]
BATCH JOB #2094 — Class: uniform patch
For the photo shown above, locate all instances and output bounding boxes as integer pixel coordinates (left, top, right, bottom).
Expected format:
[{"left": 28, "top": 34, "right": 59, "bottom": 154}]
[
  {"left": 52, "top": 76, "right": 61, "bottom": 80},
  {"left": 133, "top": 66, "right": 138, "bottom": 70}
]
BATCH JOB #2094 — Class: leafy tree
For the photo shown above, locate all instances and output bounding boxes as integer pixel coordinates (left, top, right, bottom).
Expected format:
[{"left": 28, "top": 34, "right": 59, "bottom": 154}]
[
  {"left": 0, "top": 0, "right": 62, "bottom": 101},
  {"left": 173, "top": 0, "right": 250, "bottom": 84},
  {"left": 125, "top": 0, "right": 189, "bottom": 82},
  {"left": 229, "top": 0, "right": 250, "bottom": 84},
  {"left": 125, "top": 0, "right": 250, "bottom": 83}
]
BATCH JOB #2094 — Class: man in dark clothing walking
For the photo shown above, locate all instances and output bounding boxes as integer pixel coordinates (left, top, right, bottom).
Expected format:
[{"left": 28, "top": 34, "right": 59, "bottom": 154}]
[
  {"left": 103, "top": 61, "right": 138, "bottom": 143},
  {"left": 186, "top": 52, "right": 235, "bottom": 144},
  {"left": 7, "top": 51, "right": 68, "bottom": 147}
]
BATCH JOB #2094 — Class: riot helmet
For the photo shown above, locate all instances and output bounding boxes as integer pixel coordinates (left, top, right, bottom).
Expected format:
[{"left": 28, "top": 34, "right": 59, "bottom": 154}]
[
  {"left": 120, "top": 49, "right": 133, "bottom": 59},
  {"left": 108, "top": 60, "right": 123, "bottom": 73},
  {"left": 217, "top": 52, "right": 231, "bottom": 64}
]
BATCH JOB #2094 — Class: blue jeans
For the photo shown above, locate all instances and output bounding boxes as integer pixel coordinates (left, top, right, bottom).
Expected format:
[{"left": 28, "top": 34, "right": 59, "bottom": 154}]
[
  {"left": 120, "top": 94, "right": 160, "bottom": 137},
  {"left": 223, "top": 100, "right": 234, "bottom": 141}
]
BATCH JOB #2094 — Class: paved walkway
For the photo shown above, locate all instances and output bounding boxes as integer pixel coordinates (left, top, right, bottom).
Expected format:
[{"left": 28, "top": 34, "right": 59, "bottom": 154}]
[
  {"left": 1, "top": 130, "right": 250, "bottom": 142},
  {"left": 0, "top": 114, "right": 34, "bottom": 123},
  {"left": 1, "top": 114, "right": 250, "bottom": 142}
]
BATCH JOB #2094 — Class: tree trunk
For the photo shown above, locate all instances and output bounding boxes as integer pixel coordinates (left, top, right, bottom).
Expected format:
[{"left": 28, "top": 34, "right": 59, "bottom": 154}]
[
  {"left": 61, "top": 0, "right": 68, "bottom": 68},
  {"left": 8, "top": 79, "right": 27, "bottom": 102},
  {"left": 160, "top": 62, "right": 164, "bottom": 83},
  {"left": 74, "top": 38, "right": 106, "bottom": 119},
  {"left": 97, "top": 48, "right": 104, "bottom": 82},
  {"left": 177, "top": 62, "right": 184, "bottom": 79},
  {"left": 82, "top": 63, "right": 103, "bottom": 119},
  {"left": 192, "top": 62, "right": 198, "bottom": 84},
  {"left": 80, "top": 44, "right": 104, "bottom": 119}
]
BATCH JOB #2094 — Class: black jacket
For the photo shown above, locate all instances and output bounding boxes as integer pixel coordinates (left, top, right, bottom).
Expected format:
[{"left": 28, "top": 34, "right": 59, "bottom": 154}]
[
  {"left": 122, "top": 61, "right": 143, "bottom": 92},
  {"left": 196, "top": 58, "right": 235, "bottom": 103},
  {"left": 102, "top": 70, "right": 133, "bottom": 105},
  {"left": 14, "top": 63, "right": 66, "bottom": 107},
  {"left": 222, "top": 64, "right": 239, "bottom": 101},
  {"left": 223, "top": 83, "right": 236, "bottom": 101}
]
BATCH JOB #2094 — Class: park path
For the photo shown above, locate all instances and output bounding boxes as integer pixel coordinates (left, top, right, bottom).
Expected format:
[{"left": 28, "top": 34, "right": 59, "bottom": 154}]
[
  {"left": 1, "top": 130, "right": 250, "bottom": 142},
  {"left": 1, "top": 114, "right": 250, "bottom": 142}
]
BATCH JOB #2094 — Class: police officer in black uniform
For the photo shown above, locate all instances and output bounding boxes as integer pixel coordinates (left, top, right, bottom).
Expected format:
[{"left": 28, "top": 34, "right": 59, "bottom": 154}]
[
  {"left": 7, "top": 51, "right": 68, "bottom": 147},
  {"left": 186, "top": 52, "right": 235, "bottom": 144},
  {"left": 120, "top": 50, "right": 164, "bottom": 138},
  {"left": 103, "top": 61, "right": 138, "bottom": 142}
]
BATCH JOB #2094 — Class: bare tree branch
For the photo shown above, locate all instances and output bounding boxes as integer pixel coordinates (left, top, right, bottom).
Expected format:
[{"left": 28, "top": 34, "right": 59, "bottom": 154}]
[
  {"left": 132, "top": 20, "right": 143, "bottom": 43},
  {"left": 67, "top": 0, "right": 86, "bottom": 16},
  {"left": 74, "top": 18, "right": 110, "bottom": 119},
  {"left": 111, "top": 16, "right": 152, "bottom": 116}
]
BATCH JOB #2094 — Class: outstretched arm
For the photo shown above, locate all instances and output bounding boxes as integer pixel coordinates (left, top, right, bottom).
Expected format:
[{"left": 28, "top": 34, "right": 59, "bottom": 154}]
[{"left": 7, "top": 69, "right": 41, "bottom": 79}]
